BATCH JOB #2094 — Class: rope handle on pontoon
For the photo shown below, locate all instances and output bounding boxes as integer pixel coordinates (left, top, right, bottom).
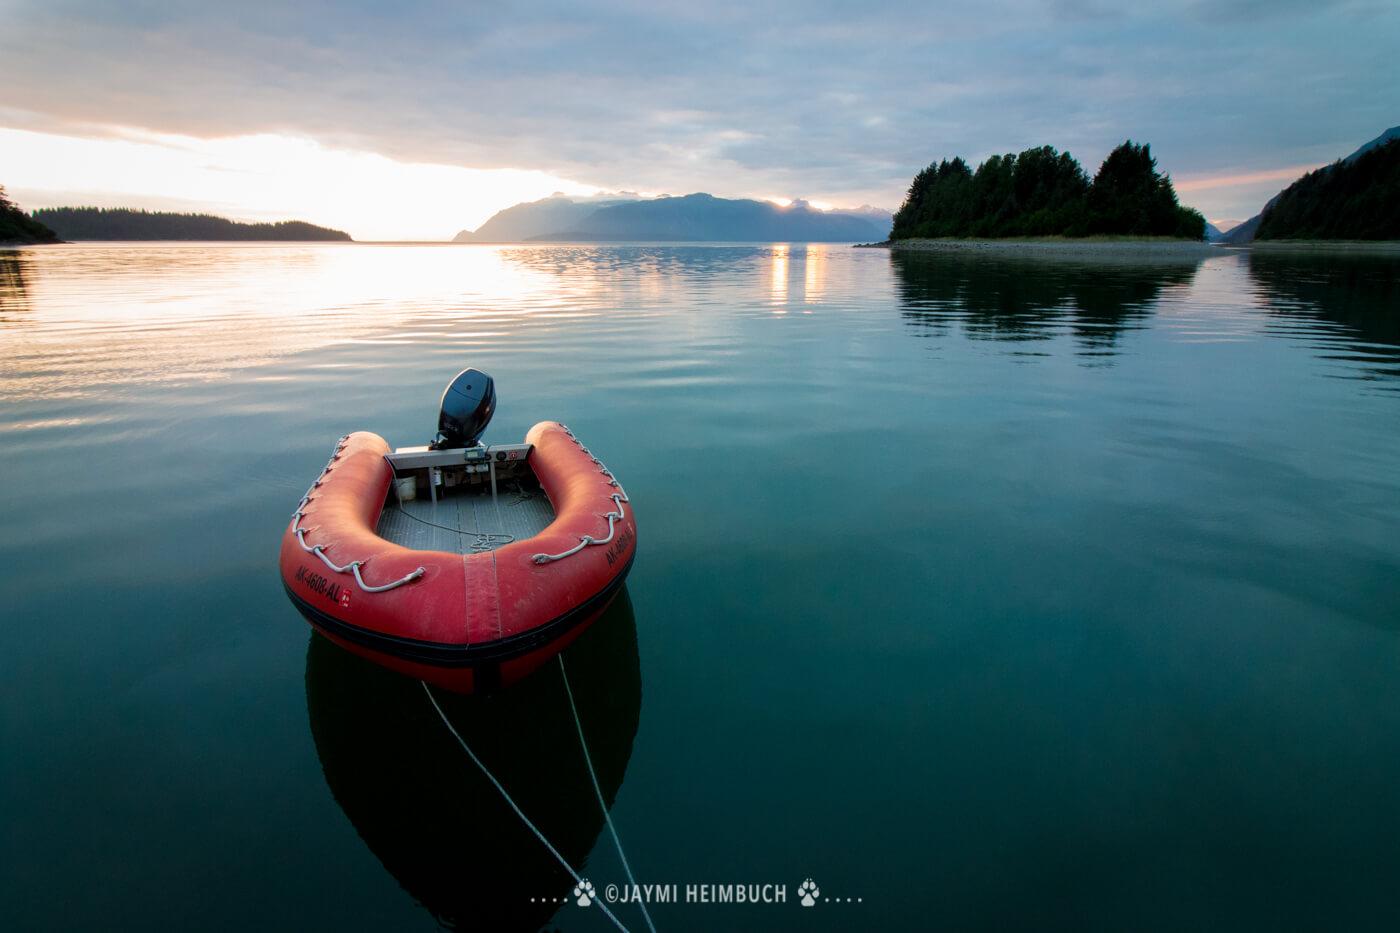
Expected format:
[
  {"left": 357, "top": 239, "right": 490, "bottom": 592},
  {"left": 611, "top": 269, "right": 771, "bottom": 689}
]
[
  {"left": 532, "top": 425, "right": 631, "bottom": 564},
  {"left": 292, "top": 434, "right": 425, "bottom": 593}
]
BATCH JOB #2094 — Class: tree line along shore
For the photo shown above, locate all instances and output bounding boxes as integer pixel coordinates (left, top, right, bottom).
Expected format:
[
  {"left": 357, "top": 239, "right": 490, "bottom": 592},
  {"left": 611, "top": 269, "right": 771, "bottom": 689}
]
[
  {"left": 29, "top": 208, "right": 351, "bottom": 242},
  {"left": 1251, "top": 138, "right": 1399, "bottom": 241},
  {"left": 5, "top": 134, "right": 1397, "bottom": 247},
  {"left": 886, "top": 133, "right": 1399, "bottom": 249},
  {"left": 1, "top": 198, "right": 351, "bottom": 244}
]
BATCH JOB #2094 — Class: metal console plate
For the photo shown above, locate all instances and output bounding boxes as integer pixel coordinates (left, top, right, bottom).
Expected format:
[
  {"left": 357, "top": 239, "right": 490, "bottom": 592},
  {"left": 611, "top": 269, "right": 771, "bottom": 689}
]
[{"left": 387, "top": 443, "right": 532, "bottom": 471}]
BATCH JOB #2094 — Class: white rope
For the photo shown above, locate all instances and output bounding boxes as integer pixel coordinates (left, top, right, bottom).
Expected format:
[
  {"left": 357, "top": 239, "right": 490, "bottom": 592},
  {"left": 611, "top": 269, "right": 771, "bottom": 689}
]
[
  {"left": 421, "top": 682, "right": 633, "bottom": 933},
  {"left": 380, "top": 452, "right": 515, "bottom": 553},
  {"left": 353, "top": 561, "right": 425, "bottom": 593},
  {"left": 559, "top": 655, "right": 657, "bottom": 933},
  {"left": 386, "top": 504, "right": 516, "bottom": 551},
  {"left": 532, "top": 424, "right": 631, "bottom": 564},
  {"left": 292, "top": 436, "right": 425, "bottom": 593}
]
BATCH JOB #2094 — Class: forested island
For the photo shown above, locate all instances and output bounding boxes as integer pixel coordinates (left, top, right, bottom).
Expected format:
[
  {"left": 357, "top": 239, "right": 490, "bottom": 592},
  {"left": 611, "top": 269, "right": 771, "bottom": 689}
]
[
  {"left": 891, "top": 141, "right": 1205, "bottom": 241},
  {"left": 1253, "top": 138, "right": 1399, "bottom": 241},
  {"left": 32, "top": 208, "right": 351, "bottom": 242},
  {"left": 0, "top": 187, "right": 61, "bottom": 244}
]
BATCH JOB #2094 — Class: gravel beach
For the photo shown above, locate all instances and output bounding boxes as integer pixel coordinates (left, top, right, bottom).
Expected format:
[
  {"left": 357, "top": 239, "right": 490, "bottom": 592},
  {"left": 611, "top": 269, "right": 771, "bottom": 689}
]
[
  {"left": 1244, "top": 240, "right": 1400, "bottom": 255},
  {"left": 859, "top": 237, "right": 1226, "bottom": 263}
]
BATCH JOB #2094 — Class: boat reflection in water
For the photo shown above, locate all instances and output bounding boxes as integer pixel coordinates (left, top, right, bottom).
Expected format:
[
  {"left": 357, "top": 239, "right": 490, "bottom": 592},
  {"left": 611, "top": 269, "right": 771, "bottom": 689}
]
[{"left": 305, "top": 590, "right": 642, "bottom": 930}]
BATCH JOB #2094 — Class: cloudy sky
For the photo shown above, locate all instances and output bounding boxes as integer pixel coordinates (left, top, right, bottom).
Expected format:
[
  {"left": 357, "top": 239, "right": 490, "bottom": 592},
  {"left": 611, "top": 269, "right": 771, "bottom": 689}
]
[{"left": 3, "top": 0, "right": 1396, "bottom": 239}]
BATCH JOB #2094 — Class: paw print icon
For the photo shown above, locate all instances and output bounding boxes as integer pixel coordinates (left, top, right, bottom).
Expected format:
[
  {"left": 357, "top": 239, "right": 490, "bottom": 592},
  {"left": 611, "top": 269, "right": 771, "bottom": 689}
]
[
  {"left": 574, "top": 879, "right": 596, "bottom": 907},
  {"left": 798, "top": 879, "right": 820, "bottom": 907}
]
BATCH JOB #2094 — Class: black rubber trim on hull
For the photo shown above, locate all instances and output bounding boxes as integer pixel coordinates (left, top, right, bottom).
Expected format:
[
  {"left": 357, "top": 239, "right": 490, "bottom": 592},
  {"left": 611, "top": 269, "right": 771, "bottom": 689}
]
[{"left": 283, "top": 552, "right": 635, "bottom": 668}]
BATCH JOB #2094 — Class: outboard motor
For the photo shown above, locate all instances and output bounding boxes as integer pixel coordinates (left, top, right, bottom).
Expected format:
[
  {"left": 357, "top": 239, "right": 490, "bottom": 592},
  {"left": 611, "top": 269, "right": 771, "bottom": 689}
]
[{"left": 432, "top": 368, "right": 496, "bottom": 449}]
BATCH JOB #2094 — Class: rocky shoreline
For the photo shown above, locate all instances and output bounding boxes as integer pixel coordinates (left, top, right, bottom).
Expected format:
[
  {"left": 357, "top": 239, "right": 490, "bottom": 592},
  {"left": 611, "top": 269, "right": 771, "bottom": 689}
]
[
  {"left": 1, "top": 238, "right": 62, "bottom": 247},
  {"left": 859, "top": 237, "right": 1400, "bottom": 260},
  {"left": 857, "top": 237, "right": 1224, "bottom": 262},
  {"left": 1245, "top": 240, "right": 1400, "bottom": 254}
]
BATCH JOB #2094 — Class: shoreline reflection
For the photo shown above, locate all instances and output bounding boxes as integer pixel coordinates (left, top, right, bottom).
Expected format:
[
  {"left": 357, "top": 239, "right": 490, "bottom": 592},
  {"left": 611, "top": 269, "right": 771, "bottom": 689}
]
[
  {"left": 1248, "top": 251, "right": 1400, "bottom": 389},
  {"left": 891, "top": 250, "right": 1204, "bottom": 360},
  {"left": 0, "top": 251, "right": 29, "bottom": 318}
]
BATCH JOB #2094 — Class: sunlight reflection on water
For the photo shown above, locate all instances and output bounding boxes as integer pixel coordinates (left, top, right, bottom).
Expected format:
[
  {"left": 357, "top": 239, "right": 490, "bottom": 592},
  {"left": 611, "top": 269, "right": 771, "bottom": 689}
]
[{"left": 3, "top": 242, "right": 1400, "bottom": 931}]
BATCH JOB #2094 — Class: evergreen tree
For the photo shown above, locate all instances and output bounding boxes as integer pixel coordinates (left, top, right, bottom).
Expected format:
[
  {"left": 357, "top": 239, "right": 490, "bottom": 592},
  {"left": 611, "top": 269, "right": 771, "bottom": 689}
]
[
  {"left": 1006, "top": 145, "right": 1090, "bottom": 236},
  {"left": 1087, "top": 141, "right": 1170, "bottom": 234},
  {"left": 0, "top": 186, "right": 61, "bottom": 244}
]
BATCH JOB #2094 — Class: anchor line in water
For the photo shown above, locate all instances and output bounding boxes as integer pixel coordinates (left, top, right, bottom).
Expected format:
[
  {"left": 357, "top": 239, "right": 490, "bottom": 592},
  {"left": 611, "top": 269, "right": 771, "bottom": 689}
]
[
  {"left": 560, "top": 653, "right": 658, "bottom": 933},
  {"left": 421, "top": 681, "right": 635, "bottom": 933}
]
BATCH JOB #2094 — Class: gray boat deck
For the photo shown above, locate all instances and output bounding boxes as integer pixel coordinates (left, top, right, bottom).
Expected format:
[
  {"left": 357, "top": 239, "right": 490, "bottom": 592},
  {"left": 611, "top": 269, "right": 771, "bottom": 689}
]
[{"left": 376, "top": 485, "right": 556, "bottom": 554}]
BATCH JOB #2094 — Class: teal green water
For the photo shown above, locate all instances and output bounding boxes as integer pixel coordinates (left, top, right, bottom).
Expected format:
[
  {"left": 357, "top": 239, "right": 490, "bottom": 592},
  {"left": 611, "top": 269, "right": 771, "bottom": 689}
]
[{"left": 2, "top": 243, "right": 1399, "bottom": 931}]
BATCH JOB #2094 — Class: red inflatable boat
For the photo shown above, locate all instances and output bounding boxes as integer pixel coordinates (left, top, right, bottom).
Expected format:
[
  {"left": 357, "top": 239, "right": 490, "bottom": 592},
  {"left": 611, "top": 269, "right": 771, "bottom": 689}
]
[{"left": 279, "top": 370, "right": 636, "bottom": 693}]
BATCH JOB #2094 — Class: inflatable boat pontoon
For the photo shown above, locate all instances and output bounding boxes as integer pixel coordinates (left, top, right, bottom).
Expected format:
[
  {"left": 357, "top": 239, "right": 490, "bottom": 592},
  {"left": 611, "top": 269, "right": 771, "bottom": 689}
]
[{"left": 279, "top": 369, "right": 636, "bottom": 693}]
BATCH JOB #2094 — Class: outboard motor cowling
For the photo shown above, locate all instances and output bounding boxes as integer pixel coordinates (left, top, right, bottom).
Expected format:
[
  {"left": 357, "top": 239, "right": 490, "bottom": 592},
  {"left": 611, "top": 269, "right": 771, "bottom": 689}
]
[{"left": 432, "top": 368, "right": 496, "bottom": 449}]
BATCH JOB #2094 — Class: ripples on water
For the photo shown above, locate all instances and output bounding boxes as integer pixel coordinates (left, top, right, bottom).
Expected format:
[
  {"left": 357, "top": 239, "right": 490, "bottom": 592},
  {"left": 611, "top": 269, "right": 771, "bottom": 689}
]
[
  {"left": 2, "top": 242, "right": 1399, "bottom": 930},
  {"left": 4, "top": 244, "right": 1396, "bottom": 400}
]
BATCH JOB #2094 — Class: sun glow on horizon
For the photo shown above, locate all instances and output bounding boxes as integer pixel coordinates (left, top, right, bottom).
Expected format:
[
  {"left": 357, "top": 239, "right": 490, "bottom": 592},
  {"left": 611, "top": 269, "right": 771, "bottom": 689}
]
[
  {"left": 1174, "top": 163, "right": 1326, "bottom": 193},
  {"left": 764, "top": 197, "right": 838, "bottom": 211},
  {"left": 0, "top": 125, "right": 600, "bottom": 241}
]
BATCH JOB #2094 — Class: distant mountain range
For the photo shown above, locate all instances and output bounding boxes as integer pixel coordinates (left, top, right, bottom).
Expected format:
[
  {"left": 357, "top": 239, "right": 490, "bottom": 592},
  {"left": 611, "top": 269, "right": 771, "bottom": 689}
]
[
  {"left": 31, "top": 207, "right": 352, "bottom": 242},
  {"left": 454, "top": 193, "right": 892, "bottom": 243},
  {"left": 1223, "top": 126, "right": 1400, "bottom": 244},
  {"left": 454, "top": 194, "right": 640, "bottom": 243}
]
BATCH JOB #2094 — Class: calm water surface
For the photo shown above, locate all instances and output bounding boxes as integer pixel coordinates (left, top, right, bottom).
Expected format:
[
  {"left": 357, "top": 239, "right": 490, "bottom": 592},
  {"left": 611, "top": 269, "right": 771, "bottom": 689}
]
[{"left": 2, "top": 243, "right": 1399, "bottom": 931}]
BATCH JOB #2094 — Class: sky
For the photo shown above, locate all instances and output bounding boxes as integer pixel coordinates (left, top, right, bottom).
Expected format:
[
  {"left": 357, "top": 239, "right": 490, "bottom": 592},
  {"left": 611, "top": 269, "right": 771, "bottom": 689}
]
[{"left": 2, "top": 0, "right": 1396, "bottom": 240}]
